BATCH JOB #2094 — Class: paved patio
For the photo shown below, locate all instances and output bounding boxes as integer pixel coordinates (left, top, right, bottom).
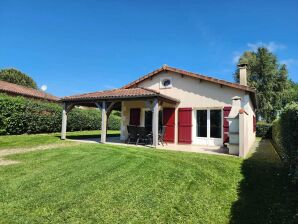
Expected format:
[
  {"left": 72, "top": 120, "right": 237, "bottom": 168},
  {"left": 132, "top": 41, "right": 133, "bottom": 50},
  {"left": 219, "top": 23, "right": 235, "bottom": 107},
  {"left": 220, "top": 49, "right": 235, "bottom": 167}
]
[{"left": 68, "top": 136, "right": 230, "bottom": 156}]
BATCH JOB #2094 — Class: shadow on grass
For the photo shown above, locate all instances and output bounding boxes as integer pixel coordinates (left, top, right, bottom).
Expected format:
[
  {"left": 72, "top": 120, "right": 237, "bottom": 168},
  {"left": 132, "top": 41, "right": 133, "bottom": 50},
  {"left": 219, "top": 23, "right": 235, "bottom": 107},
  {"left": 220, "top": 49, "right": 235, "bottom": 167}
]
[
  {"left": 230, "top": 139, "right": 297, "bottom": 224},
  {"left": 53, "top": 133, "right": 120, "bottom": 140}
]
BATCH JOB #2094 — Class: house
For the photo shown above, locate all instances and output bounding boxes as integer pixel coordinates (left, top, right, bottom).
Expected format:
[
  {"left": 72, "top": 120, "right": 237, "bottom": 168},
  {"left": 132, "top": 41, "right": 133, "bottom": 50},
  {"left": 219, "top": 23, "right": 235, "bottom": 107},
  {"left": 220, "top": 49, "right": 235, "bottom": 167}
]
[
  {"left": 60, "top": 64, "right": 256, "bottom": 157},
  {"left": 0, "top": 80, "right": 59, "bottom": 102}
]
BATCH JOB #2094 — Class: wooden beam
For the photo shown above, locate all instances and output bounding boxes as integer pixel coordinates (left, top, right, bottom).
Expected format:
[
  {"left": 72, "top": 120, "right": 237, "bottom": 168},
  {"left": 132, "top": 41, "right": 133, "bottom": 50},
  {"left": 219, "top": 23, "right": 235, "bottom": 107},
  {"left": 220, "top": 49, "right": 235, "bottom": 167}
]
[{"left": 95, "top": 102, "right": 102, "bottom": 109}]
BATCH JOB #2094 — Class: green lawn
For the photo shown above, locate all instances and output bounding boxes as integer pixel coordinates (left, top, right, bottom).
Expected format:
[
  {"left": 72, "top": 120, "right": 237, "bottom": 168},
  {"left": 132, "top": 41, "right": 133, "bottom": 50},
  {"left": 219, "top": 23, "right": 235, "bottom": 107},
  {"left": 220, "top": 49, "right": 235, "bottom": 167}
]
[
  {"left": 0, "top": 135, "right": 296, "bottom": 223},
  {"left": 0, "top": 130, "right": 119, "bottom": 149}
]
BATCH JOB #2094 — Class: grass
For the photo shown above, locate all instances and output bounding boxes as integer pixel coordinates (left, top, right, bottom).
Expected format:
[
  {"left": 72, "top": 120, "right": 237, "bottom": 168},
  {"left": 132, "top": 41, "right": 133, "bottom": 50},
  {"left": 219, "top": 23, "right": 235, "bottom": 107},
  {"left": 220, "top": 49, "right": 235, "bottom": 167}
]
[
  {"left": 0, "top": 135, "right": 297, "bottom": 223},
  {"left": 0, "top": 130, "right": 119, "bottom": 149},
  {"left": 230, "top": 139, "right": 297, "bottom": 223}
]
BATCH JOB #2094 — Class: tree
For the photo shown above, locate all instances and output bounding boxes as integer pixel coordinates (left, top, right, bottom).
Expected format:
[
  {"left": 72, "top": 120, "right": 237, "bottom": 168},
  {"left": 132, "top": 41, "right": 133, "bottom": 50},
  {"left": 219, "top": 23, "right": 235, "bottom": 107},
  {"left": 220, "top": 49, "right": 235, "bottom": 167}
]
[
  {"left": 0, "top": 68, "right": 38, "bottom": 89},
  {"left": 284, "top": 81, "right": 298, "bottom": 103},
  {"left": 234, "top": 47, "right": 289, "bottom": 122}
]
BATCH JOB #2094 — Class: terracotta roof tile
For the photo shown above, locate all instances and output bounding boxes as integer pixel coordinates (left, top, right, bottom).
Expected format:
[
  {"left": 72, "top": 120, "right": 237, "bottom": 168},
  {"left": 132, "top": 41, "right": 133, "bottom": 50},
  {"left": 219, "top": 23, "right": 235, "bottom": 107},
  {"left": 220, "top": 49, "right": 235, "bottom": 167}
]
[
  {"left": 0, "top": 80, "right": 59, "bottom": 102},
  {"left": 61, "top": 87, "right": 179, "bottom": 103}
]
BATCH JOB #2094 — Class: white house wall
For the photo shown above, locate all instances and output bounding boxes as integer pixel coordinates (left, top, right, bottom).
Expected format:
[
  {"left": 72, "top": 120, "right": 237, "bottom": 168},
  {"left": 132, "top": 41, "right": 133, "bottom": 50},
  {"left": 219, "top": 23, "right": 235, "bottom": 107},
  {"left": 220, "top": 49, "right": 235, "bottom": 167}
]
[
  {"left": 138, "top": 71, "right": 246, "bottom": 107},
  {"left": 121, "top": 71, "right": 256, "bottom": 149}
]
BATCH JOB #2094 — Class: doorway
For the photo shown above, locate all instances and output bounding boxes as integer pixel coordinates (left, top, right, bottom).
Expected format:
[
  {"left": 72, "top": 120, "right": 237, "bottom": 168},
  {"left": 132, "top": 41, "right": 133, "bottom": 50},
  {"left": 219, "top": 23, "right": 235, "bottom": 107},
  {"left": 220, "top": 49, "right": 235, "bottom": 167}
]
[{"left": 193, "top": 108, "right": 223, "bottom": 146}]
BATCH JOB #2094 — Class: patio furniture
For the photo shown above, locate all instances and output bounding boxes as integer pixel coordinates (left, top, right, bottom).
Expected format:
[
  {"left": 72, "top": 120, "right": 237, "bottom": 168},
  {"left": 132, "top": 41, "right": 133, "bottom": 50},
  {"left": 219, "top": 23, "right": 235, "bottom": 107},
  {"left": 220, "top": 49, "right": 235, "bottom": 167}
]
[
  {"left": 158, "top": 126, "right": 167, "bottom": 146},
  {"left": 136, "top": 127, "right": 152, "bottom": 145},
  {"left": 127, "top": 125, "right": 152, "bottom": 145},
  {"left": 126, "top": 125, "right": 138, "bottom": 144}
]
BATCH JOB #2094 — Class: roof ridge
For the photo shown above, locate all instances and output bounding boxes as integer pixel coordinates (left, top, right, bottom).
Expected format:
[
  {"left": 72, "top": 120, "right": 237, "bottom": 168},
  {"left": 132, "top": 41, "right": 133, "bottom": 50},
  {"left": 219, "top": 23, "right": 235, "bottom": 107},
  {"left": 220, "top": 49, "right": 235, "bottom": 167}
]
[
  {"left": 166, "top": 66, "right": 255, "bottom": 91},
  {"left": 122, "top": 65, "right": 256, "bottom": 93}
]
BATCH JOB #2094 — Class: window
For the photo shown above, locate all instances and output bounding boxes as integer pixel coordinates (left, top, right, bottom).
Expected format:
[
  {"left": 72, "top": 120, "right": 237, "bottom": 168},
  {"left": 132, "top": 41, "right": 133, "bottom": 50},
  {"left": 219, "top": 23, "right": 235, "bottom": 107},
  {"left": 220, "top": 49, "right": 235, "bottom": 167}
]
[
  {"left": 210, "top": 110, "right": 222, "bottom": 138},
  {"left": 144, "top": 111, "right": 152, "bottom": 130},
  {"left": 144, "top": 110, "right": 163, "bottom": 131},
  {"left": 196, "top": 110, "right": 207, "bottom": 137},
  {"left": 130, "top": 108, "right": 140, "bottom": 126},
  {"left": 160, "top": 77, "right": 172, "bottom": 89},
  {"left": 163, "top": 79, "right": 171, "bottom": 87}
]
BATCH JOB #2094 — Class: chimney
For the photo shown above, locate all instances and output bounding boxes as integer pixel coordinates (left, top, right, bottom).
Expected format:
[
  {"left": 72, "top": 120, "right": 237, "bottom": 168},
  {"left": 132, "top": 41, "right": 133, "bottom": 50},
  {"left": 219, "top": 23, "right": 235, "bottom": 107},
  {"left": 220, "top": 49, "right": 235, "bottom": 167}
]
[
  {"left": 228, "top": 96, "right": 242, "bottom": 118},
  {"left": 238, "top": 63, "right": 248, "bottom": 86}
]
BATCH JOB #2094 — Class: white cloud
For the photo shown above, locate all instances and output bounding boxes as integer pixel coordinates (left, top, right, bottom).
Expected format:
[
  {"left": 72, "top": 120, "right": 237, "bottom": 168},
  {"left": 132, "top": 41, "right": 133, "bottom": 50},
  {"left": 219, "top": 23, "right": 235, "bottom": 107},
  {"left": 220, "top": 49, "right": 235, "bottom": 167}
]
[
  {"left": 280, "top": 58, "right": 298, "bottom": 66},
  {"left": 247, "top": 41, "right": 286, "bottom": 52}
]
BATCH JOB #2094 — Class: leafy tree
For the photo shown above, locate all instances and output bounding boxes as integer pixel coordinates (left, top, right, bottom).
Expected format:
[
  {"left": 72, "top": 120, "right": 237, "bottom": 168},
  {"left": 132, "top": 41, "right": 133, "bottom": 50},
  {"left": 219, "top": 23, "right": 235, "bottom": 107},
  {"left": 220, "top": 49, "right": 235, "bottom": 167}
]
[
  {"left": 284, "top": 81, "right": 298, "bottom": 103},
  {"left": 234, "top": 47, "right": 290, "bottom": 122},
  {"left": 0, "top": 68, "right": 38, "bottom": 89}
]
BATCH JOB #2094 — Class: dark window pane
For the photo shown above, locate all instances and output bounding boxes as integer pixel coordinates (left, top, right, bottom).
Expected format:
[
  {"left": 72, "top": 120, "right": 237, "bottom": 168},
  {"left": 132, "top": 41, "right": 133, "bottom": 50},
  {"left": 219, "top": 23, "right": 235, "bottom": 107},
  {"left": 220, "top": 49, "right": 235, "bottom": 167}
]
[
  {"left": 163, "top": 79, "right": 171, "bottom": 87},
  {"left": 144, "top": 110, "right": 163, "bottom": 132},
  {"left": 145, "top": 111, "right": 152, "bottom": 131},
  {"left": 197, "top": 110, "right": 207, "bottom": 137},
  {"left": 210, "top": 110, "right": 222, "bottom": 138},
  {"left": 159, "top": 110, "right": 163, "bottom": 131}
]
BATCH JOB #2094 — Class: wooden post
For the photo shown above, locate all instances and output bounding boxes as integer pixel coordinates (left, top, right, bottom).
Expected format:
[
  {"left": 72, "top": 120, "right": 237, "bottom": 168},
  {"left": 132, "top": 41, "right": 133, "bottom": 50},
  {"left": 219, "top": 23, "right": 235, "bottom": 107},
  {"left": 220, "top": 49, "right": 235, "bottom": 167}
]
[
  {"left": 61, "top": 103, "right": 67, "bottom": 140},
  {"left": 152, "top": 98, "right": 159, "bottom": 147},
  {"left": 101, "top": 101, "right": 107, "bottom": 143}
]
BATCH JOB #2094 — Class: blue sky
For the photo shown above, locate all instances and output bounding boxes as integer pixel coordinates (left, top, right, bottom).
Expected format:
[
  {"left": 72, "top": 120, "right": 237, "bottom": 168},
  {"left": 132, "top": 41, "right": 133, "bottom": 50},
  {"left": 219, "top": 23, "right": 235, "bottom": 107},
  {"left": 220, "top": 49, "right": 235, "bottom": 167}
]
[{"left": 1, "top": 0, "right": 297, "bottom": 96}]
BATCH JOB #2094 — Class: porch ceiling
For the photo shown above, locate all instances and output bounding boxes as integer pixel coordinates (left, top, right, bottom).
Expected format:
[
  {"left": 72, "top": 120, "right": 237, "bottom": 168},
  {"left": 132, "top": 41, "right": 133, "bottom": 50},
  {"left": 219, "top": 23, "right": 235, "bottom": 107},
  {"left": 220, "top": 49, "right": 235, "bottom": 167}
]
[{"left": 60, "top": 87, "right": 179, "bottom": 105}]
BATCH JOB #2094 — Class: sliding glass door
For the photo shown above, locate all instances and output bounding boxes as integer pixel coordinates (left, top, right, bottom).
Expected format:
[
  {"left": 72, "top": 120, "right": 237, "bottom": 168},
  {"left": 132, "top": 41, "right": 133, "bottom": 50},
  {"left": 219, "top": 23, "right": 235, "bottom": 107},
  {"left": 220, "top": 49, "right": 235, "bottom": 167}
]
[{"left": 194, "top": 109, "right": 222, "bottom": 146}]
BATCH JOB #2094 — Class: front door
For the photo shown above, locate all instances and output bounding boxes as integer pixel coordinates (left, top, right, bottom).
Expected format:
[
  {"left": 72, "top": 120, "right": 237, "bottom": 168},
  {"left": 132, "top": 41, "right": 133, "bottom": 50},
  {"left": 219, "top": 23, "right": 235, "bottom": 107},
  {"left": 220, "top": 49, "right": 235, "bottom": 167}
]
[{"left": 163, "top": 108, "right": 175, "bottom": 143}]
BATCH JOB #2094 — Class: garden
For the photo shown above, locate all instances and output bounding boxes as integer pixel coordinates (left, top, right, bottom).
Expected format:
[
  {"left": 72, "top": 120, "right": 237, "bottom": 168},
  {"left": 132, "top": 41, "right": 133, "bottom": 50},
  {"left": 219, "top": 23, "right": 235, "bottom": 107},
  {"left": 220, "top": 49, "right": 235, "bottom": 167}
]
[{"left": 0, "top": 133, "right": 297, "bottom": 223}]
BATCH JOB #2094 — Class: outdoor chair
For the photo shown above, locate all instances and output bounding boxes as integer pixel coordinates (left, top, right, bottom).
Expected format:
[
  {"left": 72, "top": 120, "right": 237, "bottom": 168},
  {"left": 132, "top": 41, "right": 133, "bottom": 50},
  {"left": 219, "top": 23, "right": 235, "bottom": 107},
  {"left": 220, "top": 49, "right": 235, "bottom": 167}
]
[
  {"left": 158, "top": 126, "right": 167, "bottom": 146},
  {"left": 126, "top": 125, "right": 139, "bottom": 144},
  {"left": 127, "top": 126, "right": 152, "bottom": 145},
  {"left": 136, "top": 127, "right": 152, "bottom": 145}
]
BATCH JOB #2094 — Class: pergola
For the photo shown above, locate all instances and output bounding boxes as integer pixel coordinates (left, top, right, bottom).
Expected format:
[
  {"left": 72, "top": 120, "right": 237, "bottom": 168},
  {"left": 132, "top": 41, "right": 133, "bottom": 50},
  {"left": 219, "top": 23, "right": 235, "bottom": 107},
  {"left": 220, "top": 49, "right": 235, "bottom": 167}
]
[{"left": 60, "top": 87, "right": 179, "bottom": 147}]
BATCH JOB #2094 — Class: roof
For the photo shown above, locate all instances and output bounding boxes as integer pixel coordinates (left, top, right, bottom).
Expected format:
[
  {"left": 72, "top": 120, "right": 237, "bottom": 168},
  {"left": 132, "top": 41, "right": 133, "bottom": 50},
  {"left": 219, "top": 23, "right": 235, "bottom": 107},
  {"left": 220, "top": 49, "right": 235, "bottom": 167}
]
[
  {"left": 0, "top": 80, "right": 59, "bottom": 102},
  {"left": 61, "top": 87, "right": 179, "bottom": 104},
  {"left": 122, "top": 65, "right": 256, "bottom": 93}
]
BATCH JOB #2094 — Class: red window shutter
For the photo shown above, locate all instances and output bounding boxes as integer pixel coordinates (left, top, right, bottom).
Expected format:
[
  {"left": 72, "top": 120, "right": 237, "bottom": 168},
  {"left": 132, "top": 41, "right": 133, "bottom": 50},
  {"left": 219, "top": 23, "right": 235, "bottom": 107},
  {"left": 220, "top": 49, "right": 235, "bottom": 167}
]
[
  {"left": 223, "top": 106, "right": 232, "bottom": 144},
  {"left": 178, "top": 108, "right": 192, "bottom": 144},
  {"left": 130, "top": 108, "right": 140, "bottom": 126},
  {"left": 163, "top": 108, "right": 175, "bottom": 143},
  {"left": 253, "top": 116, "right": 256, "bottom": 132}
]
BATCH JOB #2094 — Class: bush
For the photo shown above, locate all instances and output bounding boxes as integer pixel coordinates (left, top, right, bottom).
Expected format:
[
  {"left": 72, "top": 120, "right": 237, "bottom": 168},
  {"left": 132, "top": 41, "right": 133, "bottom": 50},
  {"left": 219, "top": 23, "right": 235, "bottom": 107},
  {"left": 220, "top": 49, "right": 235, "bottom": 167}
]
[
  {"left": 256, "top": 121, "right": 272, "bottom": 138},
  {"left": 272, "top": 102, "right": 298, "bottom": 184},
  {"left": 0, "top": 93, "right": 120, "bottom": 135},
  {"left": 108, "top": 111, "right": 121, "bottom": 130},
  {"left": 271, "top": 119, "right": 285, "bottom": 159}
]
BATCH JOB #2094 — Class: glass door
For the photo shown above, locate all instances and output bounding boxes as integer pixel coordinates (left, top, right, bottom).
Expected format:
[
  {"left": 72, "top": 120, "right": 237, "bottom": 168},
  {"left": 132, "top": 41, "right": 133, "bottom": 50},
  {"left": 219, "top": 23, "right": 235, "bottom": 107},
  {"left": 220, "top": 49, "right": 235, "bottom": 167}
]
[
  {"left": 193, "top": 109, "right": 222, "bottom": 146},
  {"left": 209, "top": 109, "right": 222, "bottom": 146}
]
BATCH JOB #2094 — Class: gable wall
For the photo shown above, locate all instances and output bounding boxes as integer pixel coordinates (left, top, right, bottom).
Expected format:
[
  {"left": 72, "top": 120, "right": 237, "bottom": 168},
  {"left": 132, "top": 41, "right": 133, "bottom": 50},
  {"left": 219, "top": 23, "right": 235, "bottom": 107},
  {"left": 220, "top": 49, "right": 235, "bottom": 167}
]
[{"left": 137, "top": 71, "right": 246, "bottom": 108}]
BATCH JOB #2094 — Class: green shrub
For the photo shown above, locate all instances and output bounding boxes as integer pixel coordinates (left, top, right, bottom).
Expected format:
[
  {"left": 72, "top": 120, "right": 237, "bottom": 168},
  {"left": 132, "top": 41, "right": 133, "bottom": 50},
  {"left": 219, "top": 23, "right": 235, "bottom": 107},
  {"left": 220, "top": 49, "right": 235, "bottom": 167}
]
[
  {"left": 0, "top": 93, "right": 120, "bottom": 135},
  {"left": 108, "top": 112, "right": 121, "bottom": 130},
  {"left": 272, "top": 102, "right": 298, "bottom": 184},
  {"left": 272, "top": 119, "right": 286, "bottom": 160},
  {"left": 256, "top": 121, "right": 272, "bottom": 138}
]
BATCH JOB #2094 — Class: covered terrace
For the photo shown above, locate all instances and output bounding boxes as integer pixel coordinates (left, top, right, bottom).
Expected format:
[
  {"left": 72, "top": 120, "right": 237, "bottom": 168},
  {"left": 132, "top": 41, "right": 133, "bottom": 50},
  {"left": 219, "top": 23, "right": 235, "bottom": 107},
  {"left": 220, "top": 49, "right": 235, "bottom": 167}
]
[{"left": 59, "top": 87, "right": 179, "bottom": 148}]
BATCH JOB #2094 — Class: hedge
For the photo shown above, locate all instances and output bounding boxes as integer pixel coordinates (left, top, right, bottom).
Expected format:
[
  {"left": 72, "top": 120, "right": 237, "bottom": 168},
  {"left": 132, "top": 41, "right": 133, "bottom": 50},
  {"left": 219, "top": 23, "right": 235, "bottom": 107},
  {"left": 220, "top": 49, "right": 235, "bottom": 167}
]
[
  {"left": 0, "top": 93, "right": 120, "bottom": 135},
  {"left": 272, "top": 102, "right": 298, "bottom": 183},
  {"left": 256, "top": 121, "right": 272, "bottom": 138}
]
